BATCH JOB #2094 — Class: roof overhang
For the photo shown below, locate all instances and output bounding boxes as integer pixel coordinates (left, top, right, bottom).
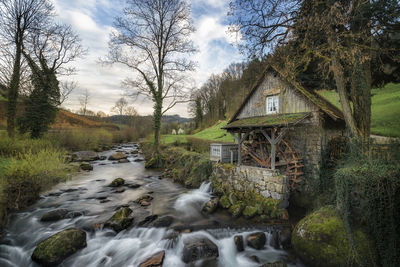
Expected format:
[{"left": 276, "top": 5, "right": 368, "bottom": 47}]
[{"left": 222, "top": 112, "right": 311, "bottom": 131}]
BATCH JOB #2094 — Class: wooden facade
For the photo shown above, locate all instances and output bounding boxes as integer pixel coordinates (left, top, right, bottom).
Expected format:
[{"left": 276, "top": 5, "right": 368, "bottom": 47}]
[{"left": 221, "top": 65, "right": 346, "bottom": 190}]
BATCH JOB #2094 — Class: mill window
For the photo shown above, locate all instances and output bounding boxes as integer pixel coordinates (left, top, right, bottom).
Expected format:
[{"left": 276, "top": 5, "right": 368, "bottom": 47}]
[{"left": 266, "top": 95, "right": 279, "bottom": 114}]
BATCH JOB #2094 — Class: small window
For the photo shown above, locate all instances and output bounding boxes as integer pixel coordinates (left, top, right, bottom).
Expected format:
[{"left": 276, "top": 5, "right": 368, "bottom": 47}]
[
  {"left": 266, "top": 95, "right": 279, "bottom": 114},
  {"left": 212, "top": 147, "right": 221, "bottom": 157}
]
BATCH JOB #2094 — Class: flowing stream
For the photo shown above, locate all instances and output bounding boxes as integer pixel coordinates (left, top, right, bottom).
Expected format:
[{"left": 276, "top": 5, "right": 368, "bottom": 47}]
[{"left": 0, "top": 144, "right": 304, "bottom": 267}]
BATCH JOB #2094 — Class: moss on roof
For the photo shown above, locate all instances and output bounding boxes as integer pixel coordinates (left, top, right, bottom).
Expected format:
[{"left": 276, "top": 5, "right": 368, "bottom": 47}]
[{"left": 223, "top": 112, "right": 310, "bottom": 129}]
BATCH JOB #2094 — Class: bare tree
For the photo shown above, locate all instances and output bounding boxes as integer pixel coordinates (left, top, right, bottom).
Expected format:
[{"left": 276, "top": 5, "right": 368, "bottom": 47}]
[
  {"left": 59, "top": 80, "right": 77, "bottom": 105},
  {"left": 0, "top": 0, "right": 54, "bottom": 137},
  {"left": 106, "top": 0, "right": 197, "bottom": 158},
  {"left": 111, "top": 97, "right": 128, "bottom": 115},
  {"left": 79, "top": 88, "right": 90, "bottom": 116}
]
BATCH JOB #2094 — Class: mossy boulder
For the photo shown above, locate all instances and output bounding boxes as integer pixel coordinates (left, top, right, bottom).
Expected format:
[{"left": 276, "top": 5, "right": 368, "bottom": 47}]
[
  {"left": 79, "top": 163, "right": 93, "bottom": 171},
  {"left": 292, "top": 206, "right": 375, "bottom": 267},
  {"left": 229, "top": 202, "right": 245, "bottom": 217},
  {"left": 41, "top": 209, "right": 69, "bottom": 222},
  {"left": 219, "top": 195, "right": 231, "bottom": 209},
  {"left": 202, "top": 197, "right": 219, "bottom": 213},
  {"left": 108, "top": 178, "right": 125, "bottom": 187},
  {"left": 31, "top": 228, "right": 87, "bottom": 266},
  {"left": 247, "top": 232, "right": 266, "bottom": 249},
  {"left": 243, "top": 206, "right": 257, "bottom": 219},
  {"left": 104, "top": 207, "right": 134, "bottom": 232}
]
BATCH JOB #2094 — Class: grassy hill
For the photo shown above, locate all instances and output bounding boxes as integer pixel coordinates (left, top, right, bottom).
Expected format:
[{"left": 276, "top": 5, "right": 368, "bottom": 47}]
[
  {"left": 0, "top": 101, "right": 119, "bottom": 131},
  {"left": 317, "top": 83, "right": 400, "bottom": 137}
]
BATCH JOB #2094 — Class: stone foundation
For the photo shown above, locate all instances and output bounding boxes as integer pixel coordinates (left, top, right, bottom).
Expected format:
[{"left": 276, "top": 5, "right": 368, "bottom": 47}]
[{"left": 213, "top": 164, "right": 289, "bottom": 208}]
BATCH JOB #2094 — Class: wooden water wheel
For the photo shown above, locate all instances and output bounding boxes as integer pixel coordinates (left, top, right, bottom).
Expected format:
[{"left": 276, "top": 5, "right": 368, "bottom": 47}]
[{"left": 276, "top": 139, "right": 304, "bottom": 190}]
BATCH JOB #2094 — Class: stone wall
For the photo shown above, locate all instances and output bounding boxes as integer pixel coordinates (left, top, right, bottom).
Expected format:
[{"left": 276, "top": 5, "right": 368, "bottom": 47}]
[{"left": 213, "top": 164, "right": 289, "bottom": 208}]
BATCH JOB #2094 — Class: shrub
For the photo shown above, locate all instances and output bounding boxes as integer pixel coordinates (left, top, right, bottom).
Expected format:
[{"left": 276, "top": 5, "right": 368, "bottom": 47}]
[
  {"left": 2, "top": 148, "right": 71, "bottom": 211},
  {"left": 47, "top": 128, "right": 113, "bottom": 151},
  {"left": 0, "top": 132, "right": 54, "bottom": 157}
]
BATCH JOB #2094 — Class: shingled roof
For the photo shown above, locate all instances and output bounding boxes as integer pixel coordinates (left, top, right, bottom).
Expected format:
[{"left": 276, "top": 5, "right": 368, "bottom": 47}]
[{"left": 228, "top": 65, "right": 344, "bottom": 124}]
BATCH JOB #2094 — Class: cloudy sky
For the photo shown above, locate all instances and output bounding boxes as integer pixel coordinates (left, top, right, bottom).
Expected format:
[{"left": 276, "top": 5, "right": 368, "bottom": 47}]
[{"left": 54, "top": 0, "right": 243, "bottom": 117}]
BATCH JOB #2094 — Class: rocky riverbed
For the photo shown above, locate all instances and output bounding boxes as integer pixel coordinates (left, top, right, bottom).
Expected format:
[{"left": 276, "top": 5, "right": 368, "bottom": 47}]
[{"left": 0, "top": 143, "right": 305, "bottom": 266}]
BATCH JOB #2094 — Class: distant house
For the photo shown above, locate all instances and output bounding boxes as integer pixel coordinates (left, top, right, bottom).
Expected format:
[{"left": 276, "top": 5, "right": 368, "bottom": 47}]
[
  {"left": 172, "top": 129, "right": 177, "bottom": 135},
  {"left": 219, "top": 65, "right": 345, "bottom": 190},
  {"left": 177, "top": 128, "right": 185, "bottom": 135}
]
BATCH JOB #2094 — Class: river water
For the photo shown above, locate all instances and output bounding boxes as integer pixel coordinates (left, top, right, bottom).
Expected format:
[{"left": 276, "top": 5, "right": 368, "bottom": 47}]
[{"left": 0, "top": 144, "right": 304, "bottom": 267}]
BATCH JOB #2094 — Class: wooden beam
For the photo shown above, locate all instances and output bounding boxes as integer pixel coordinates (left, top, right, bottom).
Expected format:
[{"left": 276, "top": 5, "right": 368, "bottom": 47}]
[
  {"left": 271, "top": 129, "right": 276, "bottom": 170},
  {"left": 237, "top": 130, "right": 242, "bottom": 166},
  {"left": 229, "top": 132, "right": 239, "bottom": 143}
]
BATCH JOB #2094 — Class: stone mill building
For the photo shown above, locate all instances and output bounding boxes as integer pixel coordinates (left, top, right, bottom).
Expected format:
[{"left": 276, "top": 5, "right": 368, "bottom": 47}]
[{"left": 211, "top": 65, "right": 346, "bottom": 208}]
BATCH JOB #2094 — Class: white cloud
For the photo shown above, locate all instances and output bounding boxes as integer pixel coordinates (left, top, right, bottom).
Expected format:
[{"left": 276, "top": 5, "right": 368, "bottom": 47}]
[{"left": 54, "top": 0, "right": 243, "bottom": 117}]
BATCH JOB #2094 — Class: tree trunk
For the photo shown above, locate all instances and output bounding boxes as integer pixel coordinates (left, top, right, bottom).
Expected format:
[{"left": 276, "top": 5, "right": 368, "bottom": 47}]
[
  {"left": 331, "top": 55, "right": 360, "bottom": 137},
  {"left": 351, "top": 53, "right": 371, "bottom": 139},
  {"left": 6, "top": 43, "right": 22, "bottom": 138},
  {"left": 153, "top": 94, "right": 163, "bottom": 154}
]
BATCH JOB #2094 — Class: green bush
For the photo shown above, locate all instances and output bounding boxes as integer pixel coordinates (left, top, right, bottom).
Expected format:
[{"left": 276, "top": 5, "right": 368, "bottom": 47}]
[
  {"left": 335, "top": 160, "right": 400, "bottom": 267},
  {"left": 2, "top": 148, "right": 71, "bottom": 211},
  {"left": 186, "top": 137, "right": 215, "bottom": 153}
]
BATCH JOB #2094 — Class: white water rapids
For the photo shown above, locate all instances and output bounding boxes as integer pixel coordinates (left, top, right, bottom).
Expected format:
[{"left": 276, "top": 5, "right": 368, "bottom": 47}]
[{"left": 0, "top": 144, "right": 304, "bottom": 267}]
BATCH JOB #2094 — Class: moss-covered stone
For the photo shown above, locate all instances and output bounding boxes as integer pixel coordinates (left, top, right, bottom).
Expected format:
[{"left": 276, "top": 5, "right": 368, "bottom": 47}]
[
  {"left": 229, "top": 201, "right": 244, "bottom": 217},
  {"left": 31, "top": 228, "right": 87, "bottom": 266},
  {"left": 219, "top": 195, "right": 231, "bottom": 209},
  {"left": 79, "top": 163, "right": 93, "bottom": 171},
  {"left": 104, "top": 207, "right": 133, "bottom": 232},
  {"left": 108, "top": 178, "right": 125, "bottom": 187},
  {"left": 292, "top": 206, "right": 376, "bottom": 267},
  {"left": 243, "top": 206, "right": 257, "bottom": 219}
]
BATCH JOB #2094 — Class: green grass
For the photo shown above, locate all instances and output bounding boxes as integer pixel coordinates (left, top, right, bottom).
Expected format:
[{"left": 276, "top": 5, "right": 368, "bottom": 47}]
[
  {"left": 0, "top": 157, "right": 9, "bottom": 177},
  {"left": 317, "top": 83, "right": 400, "bottom": 137},
  {"left": 160, "top": 121, "right": 234, "bottom": 145}
]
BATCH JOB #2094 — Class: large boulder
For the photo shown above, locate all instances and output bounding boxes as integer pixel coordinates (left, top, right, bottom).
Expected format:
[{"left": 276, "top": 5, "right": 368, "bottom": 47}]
[
  {"left": 108, "top": 178, "right": 125, "bottom": 187},
  {"left": 242, "top": 206, "right": 257, "bottom": 219},
  {"left": 182, "top": 237, "right": 219, "bottom": 263},
  {"left": 108, "top": 152, "right": 127, "bottom": 161},
  {"left": 228, "top": 202, "right": 245, "bottom": 218},
  {"left": 31, "top": 228, "right": 87, "bottom": 266},
  {"left": 41, "top": 209, "right": 69, "bottom": 222},
  {"left": 292, "top": 206, "right": 375, "bottom": 267},
  {"left": 151, "top": 215, "right": 174, "bottom": 228},
  {"left": 139, "top": 250, "right": 165, "bottom": 267},
  {"left": 219, "top": 195, "right": 231, "bottom": 209},
  {"left": 72, "top": 151, "right": 99, "bottom": 162},
  {"left": 202, "top": 197, "right": 219, "bottom": 213},
  {"left": 246, "top": 232, "right": 266, "bottom": 250},
  {"left": 234, "top": 235, "right": 244, "bottom": 252},
  {"left": 104, "top": 207, "right": 134, "bottom": 232}
]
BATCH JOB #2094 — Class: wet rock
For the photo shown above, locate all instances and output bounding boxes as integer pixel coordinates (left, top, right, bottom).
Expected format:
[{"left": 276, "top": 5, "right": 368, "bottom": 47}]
[
  {"left": 62, "top": 188, "right": 78, "bottom": 193},
  {"left": 134, "top": 195, "right": 153, "bottom": 204},
  {"left": 134, "top": 158, "right": 144, "bottom": 162},
  {"left": 202, "top": 197, "right": 219, "bottom": 213},
  {"left": 104, "top": 207, "right": 134, "bottom": 232},
  {"left": 108, "top": 178, "right": 125, "bottom": 187},
  {"left": 80, "top": 163, "right": 93, "bottom": 171},
  {"left": 139, "top": 250, "right": 165, "bottom": 267},
  {"left": 41, "top": 209, "right": 69, "bottom": 222},
  {"left": 151, "top": 215, "right": 174, "bottom": 228},
  {"left": 138, "top": 215, "right": 158, "bottom": 226},
  {"left": 118, "top": 159, "right": 129, "bottom": 163},
  {"left": 108, "top": 152, "right": 127, "bottom": 161},
  {"left": 72, "top": 151, "right": 99, "bottom": 162},
  {"left": 182, "top": 237, "right": 219, "bottom": 263},
  {"left": 140, "top": 201, "right": 151, "bottom": 207},
  {"left": 270, "top": 231, "right": 280, "bottom": 249},
  {"left": 234, "top": 235, "right": 244, "bottom": 252},
  {"left": 114, "top": 188, "right": 125, "bottom": 193},
  {"left": 280, "top": 227, "right": 291, "bottom": 249},
  {"left": 96, "top": 196, "right": 108, "bottom": 200},
  {"left": 65, "top": 211, "right": 84, "bottom": 219},
  {"left": 100, "top": 199, "right": 111, "bottom": 203},
  {"left": 47, "top": 192, "right": 62, "bottom": 197},
  {"left": 99, "top": 156, "right": 107, "bottom": 160},
  {"left": 131, "top": 150, "right": 139, "bottom": 154},
  {"left": 229, "top": 202, "right": 245, "bottom": 218},
  {"left": 31, "top": 228, "right": 87, "bottom": 266},
  {"left": 249, "top": 255, "right": 260, "bottom": 263},
  {"left": 260, "top": 260, "right": 288, "bottom": 267},
  {"left": 243, "top": 206, "right": 257, "bottom": 219},
  {"left": 126, "top": 183, "right": 141, "bottom": 189},
  {"left": 247, "top": 232, "right": 266, "bottom": 250}
]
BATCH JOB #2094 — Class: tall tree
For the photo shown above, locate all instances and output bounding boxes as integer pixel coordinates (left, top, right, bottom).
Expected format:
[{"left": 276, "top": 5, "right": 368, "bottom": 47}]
[
  {"left": 79, "top": 88, "right": 90, "bottom": 116},
  {"left": 107, "top": 0, "right": 197, "bottom": 161},
  {"left": 0, "top": 0, "right": 54, "bottom": 137},
  {"left": 229, "top": 0, "right": 400, "bottom": 138},
  {"left": 111, "top": 97, "right": 128, "bottom": 115},
  {"left": 18, "top": 23, "right": 84, "bottom": 138}
]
